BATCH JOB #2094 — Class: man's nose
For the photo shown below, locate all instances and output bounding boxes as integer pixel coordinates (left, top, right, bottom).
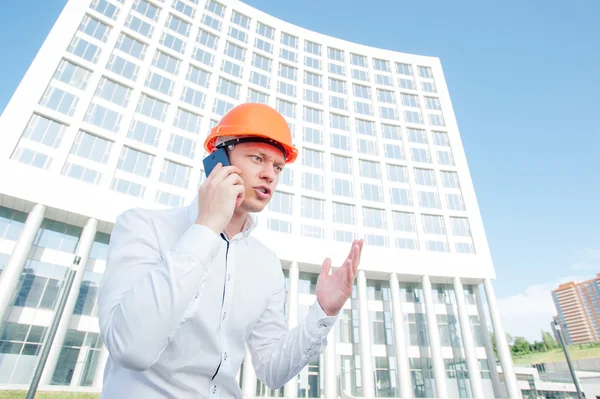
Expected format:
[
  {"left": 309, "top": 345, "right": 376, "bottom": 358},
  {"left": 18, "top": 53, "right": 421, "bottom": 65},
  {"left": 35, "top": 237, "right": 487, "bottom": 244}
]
[{"left": 260, "top": 165, "right": 275, "bottom": 183}]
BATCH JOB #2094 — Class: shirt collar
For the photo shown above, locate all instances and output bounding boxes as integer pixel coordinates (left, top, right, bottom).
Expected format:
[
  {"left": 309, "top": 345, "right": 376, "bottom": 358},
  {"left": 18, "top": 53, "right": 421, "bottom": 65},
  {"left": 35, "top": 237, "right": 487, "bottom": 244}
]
[{"left": 187, "top": 193, "right": 258, "bottom": 238}]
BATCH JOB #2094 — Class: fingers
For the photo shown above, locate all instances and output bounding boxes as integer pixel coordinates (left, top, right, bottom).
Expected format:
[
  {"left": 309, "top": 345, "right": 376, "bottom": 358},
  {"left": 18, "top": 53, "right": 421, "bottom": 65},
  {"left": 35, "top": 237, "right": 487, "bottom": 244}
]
[
  {"left": 345, "top": 258, "right": 354, "bottom": 287},
  {"left": 353, "top": 239, "right": 364, "bottom": 274},
  {"left": 235, "top": 186, "right": 245, "bottom": 207},
  {"left": 321, "top": 257, "right": 332, "bottom": 277},
  {"left": 223, "top": 171, "right": 244, "bottom": 187},
  {"left": 207, "top": 163, "right": 242, "bottom": 183}
]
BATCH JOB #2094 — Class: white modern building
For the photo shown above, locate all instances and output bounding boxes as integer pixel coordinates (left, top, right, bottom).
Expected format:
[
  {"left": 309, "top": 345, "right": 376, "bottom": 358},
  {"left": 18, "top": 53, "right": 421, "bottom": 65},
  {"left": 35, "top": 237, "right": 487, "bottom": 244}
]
[{"left": 0, "top": 0, "right": 520, "bottom": 398}]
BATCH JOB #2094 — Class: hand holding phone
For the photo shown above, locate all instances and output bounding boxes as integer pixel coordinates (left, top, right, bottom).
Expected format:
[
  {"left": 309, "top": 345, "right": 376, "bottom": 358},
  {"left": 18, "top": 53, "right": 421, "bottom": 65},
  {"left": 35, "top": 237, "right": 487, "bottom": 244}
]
[
  {"left": 197, "top": 150, "right": 244, "bottom": 233},
  {"left": 203, "top": 147, "right": 231, "bottom": 177}
]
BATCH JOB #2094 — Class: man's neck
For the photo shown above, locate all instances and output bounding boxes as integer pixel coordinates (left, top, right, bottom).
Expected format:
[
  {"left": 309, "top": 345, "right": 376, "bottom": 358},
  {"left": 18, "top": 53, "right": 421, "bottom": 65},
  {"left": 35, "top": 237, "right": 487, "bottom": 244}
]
[{"left": 224, "top": 209, "right": 249, "bottom": 239}]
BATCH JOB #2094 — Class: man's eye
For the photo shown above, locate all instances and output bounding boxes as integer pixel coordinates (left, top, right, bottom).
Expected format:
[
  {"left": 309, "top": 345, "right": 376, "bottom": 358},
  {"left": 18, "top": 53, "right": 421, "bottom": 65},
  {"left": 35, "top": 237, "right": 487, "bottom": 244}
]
[
  {"left": 275, "top": 166, "right": 283, "bottom": 172},
  {"left": 252, "top": 155, "right": 262, "bottom": 162}
]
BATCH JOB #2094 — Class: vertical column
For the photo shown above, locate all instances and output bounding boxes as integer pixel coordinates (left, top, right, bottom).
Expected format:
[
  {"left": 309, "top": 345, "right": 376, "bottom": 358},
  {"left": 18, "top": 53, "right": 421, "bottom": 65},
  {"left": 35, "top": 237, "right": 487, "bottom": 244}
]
[
  {"left": 93, "top": 344, "right": 109, "bottom": 389},
  {"left": 421, "top": 275, "right": 448, "bottom": 399},
  {"left": 389, "top": 273, "right": 413, "bottom": 399},
  {"left": 484, "top": 279, "right": 521, "bottom": 399},
  {"left": 475, "top": 285, "right": 504, "bottom": 397},
  {"left": 242, "top": 346, "right": 258, "bottom": 397},
  {"left": 0, "top": 203, "right": 45, "bottom": 325},
  {"left": 356, "top": 270, "right": 375, "bottom": 398},
  {"left": 324, "top": 319, "right": 337, "bottom": 398},
  {"left": 40, "top": 217, "right": 98, "bottom": 386},
  {"left": 453, "top": 277, "right": 485, "bottom": 399},
  {"left": 69, "top": 343, "right": 90, "bottom": 387},
  {"left": 285, "top": 261, "right": 299, "bottom": 399}
]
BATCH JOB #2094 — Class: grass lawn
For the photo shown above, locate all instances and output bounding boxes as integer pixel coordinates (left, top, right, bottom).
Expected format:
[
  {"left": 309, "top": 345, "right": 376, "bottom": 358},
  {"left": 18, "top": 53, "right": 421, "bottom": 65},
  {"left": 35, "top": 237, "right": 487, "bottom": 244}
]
[
  {"left": 0, "top": 393, "right": 99, "bottom": 399},
  {"left": 513, "top": 345, "right": 600, "bottom": 364}
]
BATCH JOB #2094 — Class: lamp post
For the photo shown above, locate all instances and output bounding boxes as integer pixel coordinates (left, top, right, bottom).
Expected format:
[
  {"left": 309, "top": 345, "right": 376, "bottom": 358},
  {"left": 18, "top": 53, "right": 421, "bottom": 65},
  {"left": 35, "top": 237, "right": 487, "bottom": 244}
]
[
  {"left": 26, "top": 255, "right": 81, "bottom": 399},
  {"left": 552, "top": 319, "right": 585, "bottom": 399}
]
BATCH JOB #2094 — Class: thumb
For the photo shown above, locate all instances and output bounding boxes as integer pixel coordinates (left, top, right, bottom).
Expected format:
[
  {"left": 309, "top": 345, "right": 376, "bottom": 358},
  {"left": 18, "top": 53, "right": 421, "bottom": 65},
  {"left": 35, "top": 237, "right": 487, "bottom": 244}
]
[{"left": 321, "top": 257, "right": 332, "bottom": 277}]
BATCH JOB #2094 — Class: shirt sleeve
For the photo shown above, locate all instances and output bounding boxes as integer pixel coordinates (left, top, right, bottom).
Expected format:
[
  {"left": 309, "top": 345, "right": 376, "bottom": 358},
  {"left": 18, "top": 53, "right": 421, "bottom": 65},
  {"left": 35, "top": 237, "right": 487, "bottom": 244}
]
[
  {"left": 97, "top": 208, "right": 222, "bottom": 371},
  {"left": 246, "top": 257, "right": 338, "bottom": 389}
]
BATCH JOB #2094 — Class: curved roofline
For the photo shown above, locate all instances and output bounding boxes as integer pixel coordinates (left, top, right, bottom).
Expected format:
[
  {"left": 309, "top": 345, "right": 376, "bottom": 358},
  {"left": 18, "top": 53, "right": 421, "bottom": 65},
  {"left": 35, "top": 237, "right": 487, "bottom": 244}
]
[{"left": 234, "top": 0, "right": 440, "bottom": 64}]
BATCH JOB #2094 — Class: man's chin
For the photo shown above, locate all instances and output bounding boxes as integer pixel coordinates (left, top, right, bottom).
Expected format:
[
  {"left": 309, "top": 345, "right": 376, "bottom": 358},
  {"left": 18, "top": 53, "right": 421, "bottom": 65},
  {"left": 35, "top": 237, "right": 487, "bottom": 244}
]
[{"left": 240, "top": 198, "right": 268, "bottom": 213}]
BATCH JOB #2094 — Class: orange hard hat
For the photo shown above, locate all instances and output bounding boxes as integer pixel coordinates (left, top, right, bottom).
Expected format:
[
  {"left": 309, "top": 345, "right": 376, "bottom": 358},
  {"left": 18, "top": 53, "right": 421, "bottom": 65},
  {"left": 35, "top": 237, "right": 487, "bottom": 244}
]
[{"left": 204, "top": 103, "right": 298, "bottom": 163}]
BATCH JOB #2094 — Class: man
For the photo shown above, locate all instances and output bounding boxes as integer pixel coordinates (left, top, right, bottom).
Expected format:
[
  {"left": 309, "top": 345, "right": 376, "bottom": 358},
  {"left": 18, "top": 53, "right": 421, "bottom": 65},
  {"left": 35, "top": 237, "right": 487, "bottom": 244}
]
[{"left": 97, "top": 103, "right": 364, "bottom": 398}]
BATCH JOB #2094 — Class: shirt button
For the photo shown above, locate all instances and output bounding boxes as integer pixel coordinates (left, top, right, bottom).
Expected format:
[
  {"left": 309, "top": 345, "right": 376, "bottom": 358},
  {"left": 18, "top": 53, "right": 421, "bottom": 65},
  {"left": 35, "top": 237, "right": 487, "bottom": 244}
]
[
  {"left": 223, "top": 312, "right": 227, "bottom": 320},
  {"left": 212, "top": 386, "right": 217, "bottom": 394},
  {"left": 224, "top": 352, "right": 228, "bottom": 360},
  {"left": 227, "top": 274, "right": 231, "bottom": 281}
]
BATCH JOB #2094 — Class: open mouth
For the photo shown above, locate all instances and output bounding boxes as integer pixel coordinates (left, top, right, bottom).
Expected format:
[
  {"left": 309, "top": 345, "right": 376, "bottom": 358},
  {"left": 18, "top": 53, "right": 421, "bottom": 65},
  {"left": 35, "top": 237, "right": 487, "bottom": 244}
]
[{"left": 254, "top": 186, "right": 271, "bottom": 198}]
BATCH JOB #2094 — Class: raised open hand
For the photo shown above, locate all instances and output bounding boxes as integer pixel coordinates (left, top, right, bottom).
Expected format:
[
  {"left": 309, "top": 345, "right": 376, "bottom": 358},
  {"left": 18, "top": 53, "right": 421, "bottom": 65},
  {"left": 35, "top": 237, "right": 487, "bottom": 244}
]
[{"left": 315, "top": 239, "right": 364, "bottom": 316}]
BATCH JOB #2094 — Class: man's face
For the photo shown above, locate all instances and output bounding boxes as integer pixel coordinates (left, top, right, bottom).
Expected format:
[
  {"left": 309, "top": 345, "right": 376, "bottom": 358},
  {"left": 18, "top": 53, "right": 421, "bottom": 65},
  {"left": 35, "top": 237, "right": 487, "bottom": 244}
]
[{"left": 227, "top": 142, "right": 285, "bottom": 213}]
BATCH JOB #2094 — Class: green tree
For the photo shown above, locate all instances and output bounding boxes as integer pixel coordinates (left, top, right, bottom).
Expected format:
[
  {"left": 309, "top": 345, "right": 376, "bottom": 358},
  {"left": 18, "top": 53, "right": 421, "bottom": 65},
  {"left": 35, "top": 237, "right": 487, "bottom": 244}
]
[
  {"left": 511, "top": 336, "right": 532, "bottom": 356},
  {"left": 542, "top": 330, "right": 558, "bottom": 350}
]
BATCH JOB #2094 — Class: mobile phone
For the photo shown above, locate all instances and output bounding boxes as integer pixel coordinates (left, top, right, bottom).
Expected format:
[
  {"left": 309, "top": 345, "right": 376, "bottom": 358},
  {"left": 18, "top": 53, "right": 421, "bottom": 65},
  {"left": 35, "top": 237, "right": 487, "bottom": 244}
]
[{"left": 203, "top": 147, "right": 230, "bottom": 177}]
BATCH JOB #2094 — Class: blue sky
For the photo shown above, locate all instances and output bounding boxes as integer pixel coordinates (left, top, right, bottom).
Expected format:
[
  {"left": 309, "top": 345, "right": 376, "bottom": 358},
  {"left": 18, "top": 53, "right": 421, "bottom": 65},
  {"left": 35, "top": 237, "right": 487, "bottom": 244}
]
[{"left": 0, "top": 0, "right": 598, "bottom": 340}]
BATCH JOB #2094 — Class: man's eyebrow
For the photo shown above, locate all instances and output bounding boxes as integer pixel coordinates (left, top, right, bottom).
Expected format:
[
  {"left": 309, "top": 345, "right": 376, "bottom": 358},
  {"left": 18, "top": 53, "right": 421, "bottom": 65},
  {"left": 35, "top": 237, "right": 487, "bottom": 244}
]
[{"left": 255, "top": 149, "right": 285, "bottom": 166}]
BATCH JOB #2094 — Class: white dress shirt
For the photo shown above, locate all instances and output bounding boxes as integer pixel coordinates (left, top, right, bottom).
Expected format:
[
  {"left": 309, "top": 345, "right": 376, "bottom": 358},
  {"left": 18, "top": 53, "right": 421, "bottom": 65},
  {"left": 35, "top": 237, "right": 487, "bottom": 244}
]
[{"left": 97, "top": 195, "right": 338, "bottom": 398}]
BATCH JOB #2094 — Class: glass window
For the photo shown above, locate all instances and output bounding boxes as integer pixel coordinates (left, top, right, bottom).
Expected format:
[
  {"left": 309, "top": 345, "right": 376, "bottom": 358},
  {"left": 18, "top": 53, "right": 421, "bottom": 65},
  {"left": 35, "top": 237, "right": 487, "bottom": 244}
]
[
  {"left": 70, "top": 131, "right": 113, "bottom": 163},
  {"left": 418, "top": 191, "right": 440, "bottom": 209},
  {"left": 332, "top": 202, "right": 355, "bottom": 225},
  {"left": 166, "top": 14, "right": 190, "bottom": 37},
  {"left": 247, "top": 89, "right": 268, "bottom": 104},
  {"left": 361, "top": 183, "right": 382, "bottom": 202},
  {"left": 117, "top": 147, "right": 154, "bottom": 177},
  {"left": 171, "top": 0, "right": 195, "bottom": 18},
  {"left": 197, "top": 28, "right": 218, "bottom": 50},
  {"left": 332, "top": 178, "right": 353, "bottom": 197},
  {"left": 450, "top": 217, "right": 472, "bottom": 237},
  {"left": 159, "top": 160, "right": 191, "bottom": 188},
  {"left": 301, "top": 197, "right": 324, "bottom": 220},
  {"left": 415, "top": 168, "right": 436, "bottom": 186},
  {"left": 115, "top": 33, "right": 146, "bottom": 59},
  {"left": 136, "top": 94, "right": 168, "bottom": 121},
  {"left": 256, "top": 22, "right": 274, "bottom": 40},
  {"left": 302, "top": 172, "right": 324, "bottom": 193},
  {"left": 387, "top": 165, "right": 408, "bottom": 183},
  {"left": 90, "top": 0, "right": 120, "bottom": 20},
  {"left": 95, "top": 77, "right": 131, "bottom": 107},
  {"left": 252, "top": 53, "right": 271, "bottom": 72},
  {"left": 125, "top": 14, "right": 154, "bottom": 38},
  {"left": 350, "top": 53, "right": 367, "bottom": 67},
  {"left": 153, "top": 51, "right": 181, "bottom": 75},
  {"left": 359, "top": 160, "right": 380, "bottom": 179},
  {"left": 21, "top": 114, "right": 66, "bottom": 149},
  {"left": 393, "top": 212, "right": 416, "bottom": 232},
  {"left": 167, "top": 134, "right": 196, "bottom": 159},
  {"left": 217, "top": 77, "right": 240, "bottom": 99},
  {"left": 390, "top": 188, "right": 412, "bottom": 206},
  {"left": 268, "top": 191, "right": 293, "bottom": 215},
  {"left": 303, "top": 106, "right": 322, "bottom": 125},
  {"left": 54, "top": 60, "right": 91, "bottom": 90},
  {"left": 422, "top": 214, "right": 446, "bottom": 235},
  {"left": 133, "top": 0, "right": 159, "bottom": 20},
  {"left": 79, "top": 15, "right": 110, "bottom": 42},
  {"left": 39, "top": 86, "right": 78, "bottom": 116},
  {"left": 128, "top": 119, "right": 161, "bottom": 146},
  {"left": 303, "top": 127, "right": 322, "bottom": 145},
  {"left": 160, "top": 32, "right": 186, "bottom": 54},
  {"left": 302, "top": 148, "right": 323, "bottom": 169},
  {"left": 107, "top": 54, "right": 139, "bottom": 81},
  {"left": 363, "top": 207, "right": 386, "bottom": 229}
]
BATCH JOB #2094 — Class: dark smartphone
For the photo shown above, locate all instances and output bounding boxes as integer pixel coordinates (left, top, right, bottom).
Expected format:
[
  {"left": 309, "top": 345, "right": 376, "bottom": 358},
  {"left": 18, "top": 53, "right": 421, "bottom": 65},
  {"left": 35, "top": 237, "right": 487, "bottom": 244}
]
[{"left": 203, "top": 147, "right": 230, "bottom": 177}]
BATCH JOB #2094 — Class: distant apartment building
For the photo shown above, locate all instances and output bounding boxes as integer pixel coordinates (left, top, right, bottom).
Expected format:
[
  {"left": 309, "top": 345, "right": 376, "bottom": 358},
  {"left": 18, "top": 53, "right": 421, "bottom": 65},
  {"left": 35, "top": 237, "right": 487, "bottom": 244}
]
[{"left": 552, "top": 274, "right": 600, "bottom": 345}]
